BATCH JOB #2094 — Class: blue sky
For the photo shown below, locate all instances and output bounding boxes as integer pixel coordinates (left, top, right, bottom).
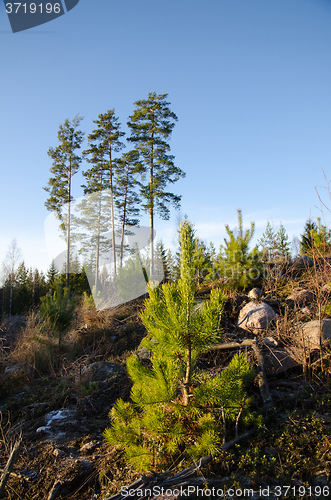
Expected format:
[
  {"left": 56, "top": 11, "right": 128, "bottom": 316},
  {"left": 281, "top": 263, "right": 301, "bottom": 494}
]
[{"left": 1, "top": 0, "right": 331, "bottom": 273}]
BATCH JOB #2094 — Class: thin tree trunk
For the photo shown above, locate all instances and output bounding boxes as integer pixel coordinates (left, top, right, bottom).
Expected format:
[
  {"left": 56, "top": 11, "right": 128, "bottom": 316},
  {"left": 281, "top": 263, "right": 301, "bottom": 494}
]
[
  {"left": 109, "top": 143, "right": 117, "bottom": 277},
  {"left": 150, "top": 122, "right": 154, "bottom": 278},
  {"left": 182, "top": 343, "right": 192, "bottom": 405},
  {"left": 9, "top": 279, "right": 12, "bottom": 318},
  {"left": 120, "top": 167, "right": 129, "bottom": 268},
  {"left": 66, "top": 159, "right": 72, "bottom": 290},
  {"left": 94, "top": 177, "right": 102, "bottom": 293}
]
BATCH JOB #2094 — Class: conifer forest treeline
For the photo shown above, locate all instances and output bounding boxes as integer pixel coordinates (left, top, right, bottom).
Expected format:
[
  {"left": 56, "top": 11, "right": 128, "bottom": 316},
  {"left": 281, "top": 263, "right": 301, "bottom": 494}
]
[{"left": 1, "top": 91, "right": 331, "bottom": 319}]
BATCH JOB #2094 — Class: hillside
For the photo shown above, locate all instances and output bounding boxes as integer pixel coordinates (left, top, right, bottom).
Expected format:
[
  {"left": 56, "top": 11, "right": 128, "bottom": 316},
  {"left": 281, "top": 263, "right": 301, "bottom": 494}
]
[{"left": 0, "top": 259, "right": 331, "bottom": 499}]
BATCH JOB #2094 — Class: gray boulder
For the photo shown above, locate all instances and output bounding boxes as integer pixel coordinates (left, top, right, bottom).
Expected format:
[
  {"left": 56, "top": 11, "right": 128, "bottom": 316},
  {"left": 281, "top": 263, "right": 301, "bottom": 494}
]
[
  {"left": 321, "top": 283, "right": 331, "bottom": 296},
  {"left": 136, "top": 346, "right": 152, "bottom": 361},
  {"left": 79, "top": 361, "right": 124, "bottom": 383},
  {"left": 290, "top": 255, "right": 313, "bottom": 271},
  {"left": 261, "top": 336, "right": 279, "bottom": 348},
  {"left": 3, "top": 363, "right": 30, "bottom": 383},
  {"left": 299, "top": 319, "right": 331, "bottom": 350},
  {"left": 285, "top": 288, "right": 314, "bottom": 306},
  {"left": 248, "top": 288, "right": 262, "bottom": 300},
  {"left": 264, "top": 346, "right": 300, "bottom": 375},
  {"left": 237, "top": 301, "right": 277, "bottom": 333}
]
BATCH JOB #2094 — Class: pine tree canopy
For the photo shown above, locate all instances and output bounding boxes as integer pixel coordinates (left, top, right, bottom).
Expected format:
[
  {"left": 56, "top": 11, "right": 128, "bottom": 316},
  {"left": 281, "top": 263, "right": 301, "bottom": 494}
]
[
  {"left": 127, "top": 92, "right": 185, "bottom": 218},
  {"left": 44, "top": 115, "right": 84, "bottom": 219},
  {"left": 215, "top": 209, "right": 260, "bottom": 289},
  {"left": 127, "top": 92, "right": 185, "bottom": 277}
]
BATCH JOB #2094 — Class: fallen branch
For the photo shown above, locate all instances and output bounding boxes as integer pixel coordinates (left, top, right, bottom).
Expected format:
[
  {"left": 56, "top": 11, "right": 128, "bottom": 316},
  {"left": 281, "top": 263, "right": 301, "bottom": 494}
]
[
  {"left": 250, "top": 342, "right": 273, "bottom": 409},
  {"left": 209, "top": 339, "right": 256, "bottom": 350},
  {"left": 0, "top": 436, "right": 22, "bottom": 496}
]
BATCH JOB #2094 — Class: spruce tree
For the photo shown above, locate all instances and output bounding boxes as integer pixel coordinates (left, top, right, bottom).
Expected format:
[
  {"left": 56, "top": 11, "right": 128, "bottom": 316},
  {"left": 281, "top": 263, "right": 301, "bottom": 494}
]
[
  {"left": 82, "top": 109, "right": 125, "bottom": 277},
  {"left": 300, "top": 217, "right": 331, "bottom": 256},
  {"left": 258, "top": 221, "right": 277, "bottom": 262},
  {"left": 127, "top": 92, "right": 185, "bottom": 277},
  {"left": 44, "top": 115, "right": 84, "bottom": 289},
  {"left": 46, "top": 260, "right": 59, "bottom": 289},
  {"left": 258, "top": 221, "right": 291, "bottom": 262},
  {"left": 13, "top": 262, "right": 29, "bottom": 314},
  {"left": 104, "top": 221, "right": 255, "bottom": 472},
  {"left": 275, "top": 223, "right": 291, "bottom": 261}
]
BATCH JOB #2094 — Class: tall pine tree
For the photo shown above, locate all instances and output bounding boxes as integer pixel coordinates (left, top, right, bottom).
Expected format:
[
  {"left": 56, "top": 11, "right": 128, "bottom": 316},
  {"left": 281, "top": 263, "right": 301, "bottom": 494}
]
[
  {"left": 83, "top": 109, "right": 125, "bottom": 277},
  {"left": 127, "top": 92, "right": 185, "bottom": 277},
  {"left": 44, "top": 115, "right": 84, "bottom": 289}
]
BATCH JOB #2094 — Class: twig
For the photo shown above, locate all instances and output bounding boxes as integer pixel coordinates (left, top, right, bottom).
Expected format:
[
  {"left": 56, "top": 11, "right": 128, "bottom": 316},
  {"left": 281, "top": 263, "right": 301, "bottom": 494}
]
[
  {"left": 235, "top": 394, "right": 246, "bottom": 438},
  {"left": 221, "top": 427, "right": 255, "bottom": 450},
  {"left": 115, "top": 314, "right": 136, "bottom": 324},
  {"left": 221, "top": 406, "right": 226, "bottom": 445},
  {"left": 47, "top": 480, "right": 63, "bottom": 500},
  {"left": 0, "top": 436, "right": 22, "bottom": 496}
]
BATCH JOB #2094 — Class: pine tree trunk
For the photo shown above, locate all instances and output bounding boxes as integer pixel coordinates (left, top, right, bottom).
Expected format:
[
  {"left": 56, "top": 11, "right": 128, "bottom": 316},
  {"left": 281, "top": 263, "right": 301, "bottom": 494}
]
[
  {"left": 182, "top": 343, "right": 192, "bottom": 406},
  {"left": 95, "top": 180, "right": 102, "bottom": 293},
  {"left": 150, "top": 125, "right": 154, "bottom": 278},
  {"left": 109, "top": 143, "right": 117, "bottom": 277},
  {"left": 66, "top": 156, "right": 72, "bottom": 290},
  {"left": 120, "top": 167, "right": 129, "bottom": 268}
]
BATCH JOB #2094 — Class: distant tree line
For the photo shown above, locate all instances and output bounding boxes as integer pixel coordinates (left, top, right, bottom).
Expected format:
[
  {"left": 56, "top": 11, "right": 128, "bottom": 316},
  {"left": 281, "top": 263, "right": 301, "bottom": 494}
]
[
  {"left": 0, "top": 248, "right": 90, "bottom": 319},
  {"left": 2, "top": 211, "right": 330, "bottom": 319}
]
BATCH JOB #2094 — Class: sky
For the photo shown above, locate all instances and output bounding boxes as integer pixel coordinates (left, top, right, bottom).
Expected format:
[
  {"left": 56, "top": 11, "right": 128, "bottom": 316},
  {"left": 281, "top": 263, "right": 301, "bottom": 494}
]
[{"left": 1, "top": 0, "right": 331, "bottom": 274}]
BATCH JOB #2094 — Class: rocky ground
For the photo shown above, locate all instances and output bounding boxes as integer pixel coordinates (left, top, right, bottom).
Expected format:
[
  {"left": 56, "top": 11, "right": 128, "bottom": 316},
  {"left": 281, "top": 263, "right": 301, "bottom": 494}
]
[{"left": 1, "top": 264, "right": 331, "bottom": 500}]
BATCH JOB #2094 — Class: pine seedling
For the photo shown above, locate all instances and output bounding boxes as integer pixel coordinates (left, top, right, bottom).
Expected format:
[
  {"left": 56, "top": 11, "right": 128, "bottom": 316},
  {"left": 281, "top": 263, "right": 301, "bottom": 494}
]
[
  {"left": 104, "top": 221, "right": 255, "bottom": 472},
  {"left": 40, "top": 283, "right": 76, "bottom": 346}
]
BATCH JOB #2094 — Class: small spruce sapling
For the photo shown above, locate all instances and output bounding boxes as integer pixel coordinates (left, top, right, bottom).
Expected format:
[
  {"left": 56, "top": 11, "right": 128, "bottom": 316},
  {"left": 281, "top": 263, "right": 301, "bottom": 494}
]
[{"left": 104, "top": 221, "right": 255, "bottom": 472}]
